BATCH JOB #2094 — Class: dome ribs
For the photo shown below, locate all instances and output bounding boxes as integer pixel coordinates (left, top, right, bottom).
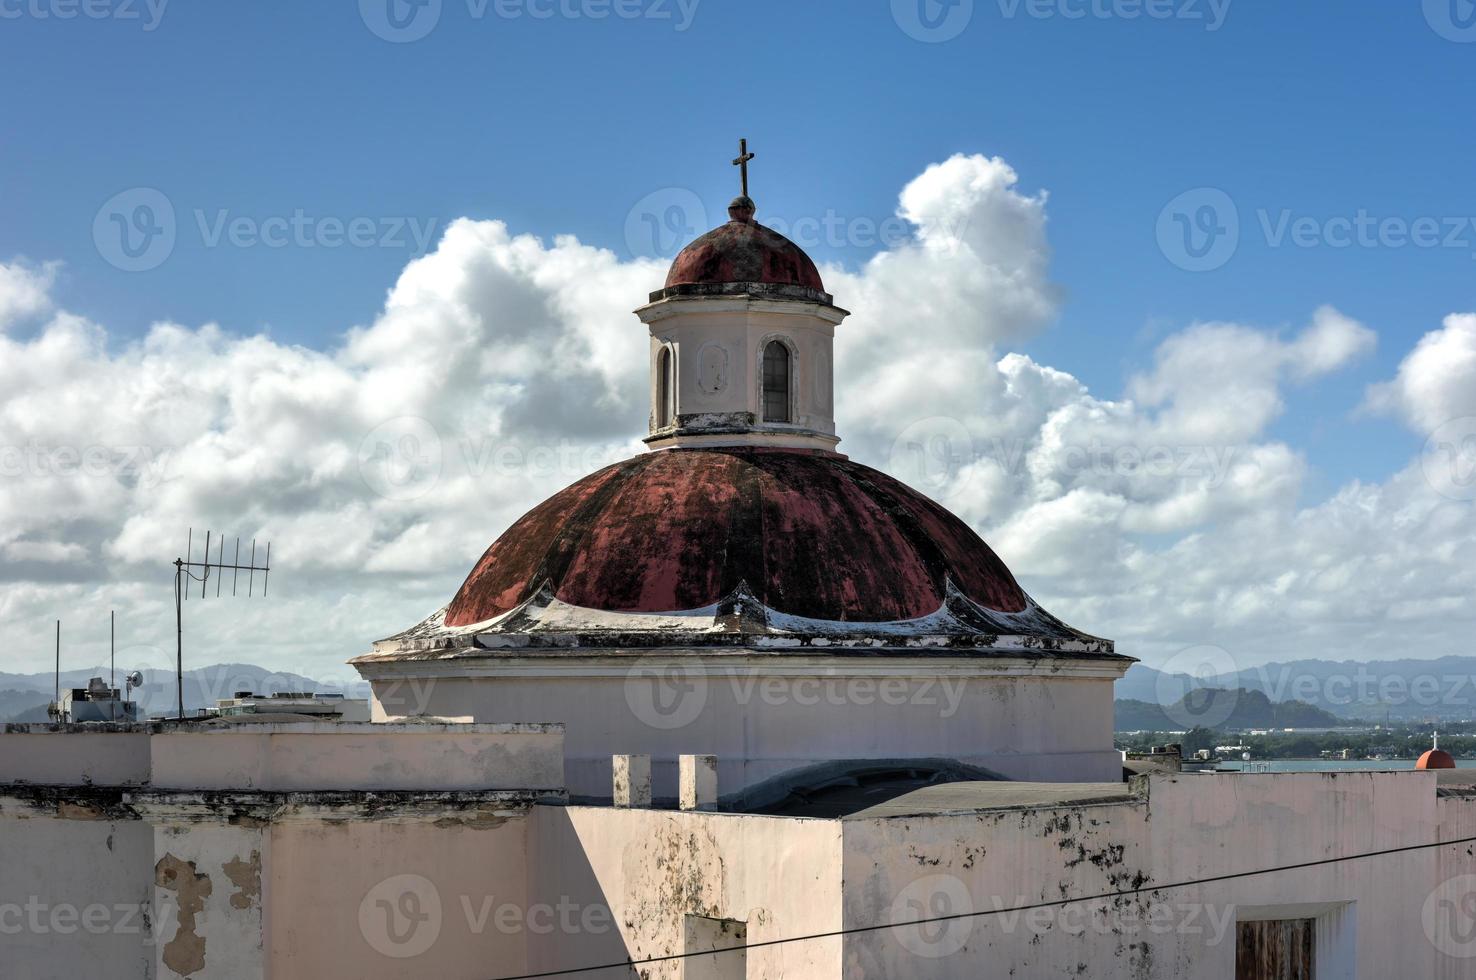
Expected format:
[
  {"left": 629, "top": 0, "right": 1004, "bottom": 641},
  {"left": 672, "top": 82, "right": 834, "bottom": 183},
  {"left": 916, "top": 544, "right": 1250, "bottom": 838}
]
[
  {"left": 444, "top": 447, "right": 1030, "bottom": 629},
  {"left": 558, "top": 451, "right": 744, "bottom": 613},
  {"left": 844, "top": 460, "right": 1028, "bottom": 614},
  {"left": 443, "top": 456, "right": 649, "bottom": 627},
  {"left": 752, "top": 451, "right": 938, "bottom": 621},
  {"left": 665, "top": 221, "right": 825, "bottom": 292}
]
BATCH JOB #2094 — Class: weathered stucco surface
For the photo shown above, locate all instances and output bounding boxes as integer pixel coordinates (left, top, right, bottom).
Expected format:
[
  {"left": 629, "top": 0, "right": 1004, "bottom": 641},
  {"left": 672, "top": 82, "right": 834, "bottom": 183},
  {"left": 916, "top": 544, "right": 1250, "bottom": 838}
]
[
  {"left": 365, "top": 665, "right": 1124, "bottom": 799},
  {"left": 841, "top": 771, "right": 1476, "bottom": 979},
  {"left": 527, "top": 804, "right": 846, "bottom": 978}
]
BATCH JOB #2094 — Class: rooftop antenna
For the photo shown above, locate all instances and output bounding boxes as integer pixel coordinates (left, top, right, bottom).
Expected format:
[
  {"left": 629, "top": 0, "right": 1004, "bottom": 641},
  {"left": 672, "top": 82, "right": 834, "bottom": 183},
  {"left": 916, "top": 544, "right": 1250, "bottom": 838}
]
[{"left": 172, "top": 529, "right": 273, "bottom": 721}]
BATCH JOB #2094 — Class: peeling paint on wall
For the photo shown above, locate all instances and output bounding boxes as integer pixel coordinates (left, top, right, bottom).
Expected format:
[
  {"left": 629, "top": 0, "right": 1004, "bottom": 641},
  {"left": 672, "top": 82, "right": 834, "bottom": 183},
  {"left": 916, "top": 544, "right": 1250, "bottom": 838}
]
[
  {"left": 223, "top": 850, "right": 261, "bottom": 911},
  {"left": 155, "top": 853, "right": 212, "bottom": 977}
]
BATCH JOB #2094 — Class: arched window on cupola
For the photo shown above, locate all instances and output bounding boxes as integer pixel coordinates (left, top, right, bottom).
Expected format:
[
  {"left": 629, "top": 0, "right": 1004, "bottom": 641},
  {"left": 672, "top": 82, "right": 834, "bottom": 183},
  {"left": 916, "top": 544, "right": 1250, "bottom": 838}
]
[
  {"left": 762, "top": 341, "right": 791, "bottom": 423},
  {"left": 657, "top": 346, "right": 675, "bottom": 428}
]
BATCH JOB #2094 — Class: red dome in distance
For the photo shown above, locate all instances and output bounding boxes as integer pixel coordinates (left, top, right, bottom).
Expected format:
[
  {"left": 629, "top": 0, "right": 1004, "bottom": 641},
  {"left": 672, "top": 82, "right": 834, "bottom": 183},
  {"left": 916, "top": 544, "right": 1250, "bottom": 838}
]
[
  {"left": 665, "top": 197, "right": 826, "bottom": 293},
  {"left": 1417, "top": 749, "right": 1457, "bottom": 770}
]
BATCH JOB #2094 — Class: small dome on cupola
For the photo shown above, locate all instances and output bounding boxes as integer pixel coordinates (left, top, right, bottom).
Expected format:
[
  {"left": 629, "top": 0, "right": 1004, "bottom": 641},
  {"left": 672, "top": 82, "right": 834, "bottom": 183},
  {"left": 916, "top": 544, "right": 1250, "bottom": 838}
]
[
  {"left": 665, "top": 195, "right": 826, "bottom": 293},
  {"left": 657, "top": 138, "right": 829, "bottom": 304}
]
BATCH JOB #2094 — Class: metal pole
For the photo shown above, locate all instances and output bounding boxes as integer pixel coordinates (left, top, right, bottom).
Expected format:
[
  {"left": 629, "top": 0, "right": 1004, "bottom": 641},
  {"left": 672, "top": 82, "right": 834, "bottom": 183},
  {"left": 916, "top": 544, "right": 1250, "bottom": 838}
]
[
  {"left": 110, "top": 610, "right": 116, "bottom": 722},
  {"left": 175, "top": 560, "right": 185, "bottom": 721},
  {"left": 54, "top": 619, "right": 60, "bottom": 711}
]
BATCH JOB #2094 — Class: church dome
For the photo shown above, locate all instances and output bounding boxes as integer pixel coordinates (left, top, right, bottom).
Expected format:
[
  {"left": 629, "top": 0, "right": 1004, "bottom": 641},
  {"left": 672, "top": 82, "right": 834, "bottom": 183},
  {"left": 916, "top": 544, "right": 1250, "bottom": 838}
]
[
  {"left": 445, "top": 447, "right": 1028, "bottom": 627},
  {"left": 1417, "top": 748, "right": 1456, "bottom": 770},
  {"left": 665, "top": 197, "right": 825, "bottom": 293}
]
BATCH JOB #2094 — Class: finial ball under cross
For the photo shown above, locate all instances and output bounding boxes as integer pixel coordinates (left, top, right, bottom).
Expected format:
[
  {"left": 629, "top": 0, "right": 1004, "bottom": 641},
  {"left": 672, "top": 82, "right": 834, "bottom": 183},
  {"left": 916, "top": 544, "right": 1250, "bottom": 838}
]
[{"left": 733, "top": 138, "right": 756, "bottom": 198}]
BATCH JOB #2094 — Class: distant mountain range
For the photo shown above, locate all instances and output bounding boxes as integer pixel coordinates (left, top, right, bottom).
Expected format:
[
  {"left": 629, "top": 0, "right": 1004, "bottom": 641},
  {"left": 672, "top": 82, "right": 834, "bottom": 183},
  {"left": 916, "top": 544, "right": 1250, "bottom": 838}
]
[
  {"left": 0, "top": 664, "right": 370, "bottom": 723},
  {"left": 1117, "top": 656, "right": 1476, "bottom": 723},
  {"left": 1115, "top": 688, "right": 1345, "bottom": 732},
  {"left": 7, "top": 656, "right": 1472, "bottom": 726}
]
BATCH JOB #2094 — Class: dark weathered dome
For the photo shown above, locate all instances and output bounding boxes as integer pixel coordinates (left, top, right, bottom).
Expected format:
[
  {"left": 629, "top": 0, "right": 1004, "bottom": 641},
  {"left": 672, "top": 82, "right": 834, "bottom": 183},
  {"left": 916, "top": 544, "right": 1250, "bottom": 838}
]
[
  {"left": 445, "top": 447, "right": 1028, "bottom": 627},
  {"left": 665, "top": 198, "right": 825, "bottom": 293}
]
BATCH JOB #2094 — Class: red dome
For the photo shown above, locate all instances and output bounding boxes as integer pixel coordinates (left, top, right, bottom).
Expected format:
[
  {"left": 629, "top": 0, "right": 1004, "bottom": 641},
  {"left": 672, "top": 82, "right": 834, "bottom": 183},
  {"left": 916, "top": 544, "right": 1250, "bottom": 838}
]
[
  {"left": 665, "top": 200, "right": 825, "bottom": 293},
  {"left": 445, "top": 448, "right": 1028, "bottom": 627},
  {"left": 1418, "top": 749, "right": 1457, "bottom": 770}
]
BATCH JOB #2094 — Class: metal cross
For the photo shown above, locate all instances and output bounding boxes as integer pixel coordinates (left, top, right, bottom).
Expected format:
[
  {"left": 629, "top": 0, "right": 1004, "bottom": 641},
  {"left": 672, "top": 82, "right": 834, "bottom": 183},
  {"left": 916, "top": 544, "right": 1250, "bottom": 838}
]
[{"left": 732, "top": 138, "right": 755, "bottom": 198}]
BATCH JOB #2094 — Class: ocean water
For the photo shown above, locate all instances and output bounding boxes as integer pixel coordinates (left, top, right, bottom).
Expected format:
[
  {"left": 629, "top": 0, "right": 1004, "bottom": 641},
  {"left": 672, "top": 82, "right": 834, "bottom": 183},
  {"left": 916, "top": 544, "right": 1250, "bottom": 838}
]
[{"left": 1213, "top": 759, "right": 1476, "bottom": 772}]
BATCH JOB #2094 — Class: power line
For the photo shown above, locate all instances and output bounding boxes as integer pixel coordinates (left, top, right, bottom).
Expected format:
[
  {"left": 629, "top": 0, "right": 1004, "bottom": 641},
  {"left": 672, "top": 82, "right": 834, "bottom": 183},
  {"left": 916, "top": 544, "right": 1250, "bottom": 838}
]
[{"left": 488, "top": 831, "right": 1476, "bottom": 979}]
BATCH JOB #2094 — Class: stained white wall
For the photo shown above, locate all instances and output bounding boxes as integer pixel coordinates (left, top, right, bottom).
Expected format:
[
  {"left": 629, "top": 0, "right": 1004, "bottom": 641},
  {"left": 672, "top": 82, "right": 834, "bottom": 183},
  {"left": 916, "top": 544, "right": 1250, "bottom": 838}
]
[
  {"left": 365, "top": 662, "right": 1124, "bottom": 800},
  {"left": 526, "top": 804, "right": 845, "bottom": 979},
  {"left": 0, "top": 801, "right": 155, "bottom": 979},
  {"left": 840, "top": 771, "right": 1476, "bottom": 979}
]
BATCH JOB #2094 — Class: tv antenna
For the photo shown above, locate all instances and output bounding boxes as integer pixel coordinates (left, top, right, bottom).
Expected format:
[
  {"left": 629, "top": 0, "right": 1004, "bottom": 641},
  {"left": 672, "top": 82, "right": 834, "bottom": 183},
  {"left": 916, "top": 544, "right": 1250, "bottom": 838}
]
[{"left": 172, "top": 529, "right": 272, "bottom": 721}]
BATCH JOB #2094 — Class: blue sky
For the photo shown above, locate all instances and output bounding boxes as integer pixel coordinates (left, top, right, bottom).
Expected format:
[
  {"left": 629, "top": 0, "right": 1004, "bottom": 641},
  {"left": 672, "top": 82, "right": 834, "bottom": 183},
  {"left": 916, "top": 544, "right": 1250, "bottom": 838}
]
[{"left": 5, "top": 1, "right": 1473, "bottom": 494}]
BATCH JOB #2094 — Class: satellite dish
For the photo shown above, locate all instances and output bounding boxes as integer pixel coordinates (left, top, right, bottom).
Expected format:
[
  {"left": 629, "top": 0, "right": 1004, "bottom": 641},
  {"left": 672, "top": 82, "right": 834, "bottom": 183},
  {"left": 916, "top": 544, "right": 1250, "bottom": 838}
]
[{"left": 125, "top": 670, "right": 144, "bottom": 688}]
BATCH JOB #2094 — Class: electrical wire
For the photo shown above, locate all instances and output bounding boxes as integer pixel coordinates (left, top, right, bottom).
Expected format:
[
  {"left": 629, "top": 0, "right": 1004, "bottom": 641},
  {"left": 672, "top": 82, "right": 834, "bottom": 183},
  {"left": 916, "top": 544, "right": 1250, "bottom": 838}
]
[{"left": 488, "top": 830, "right": 1476, "bottom": 979}]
